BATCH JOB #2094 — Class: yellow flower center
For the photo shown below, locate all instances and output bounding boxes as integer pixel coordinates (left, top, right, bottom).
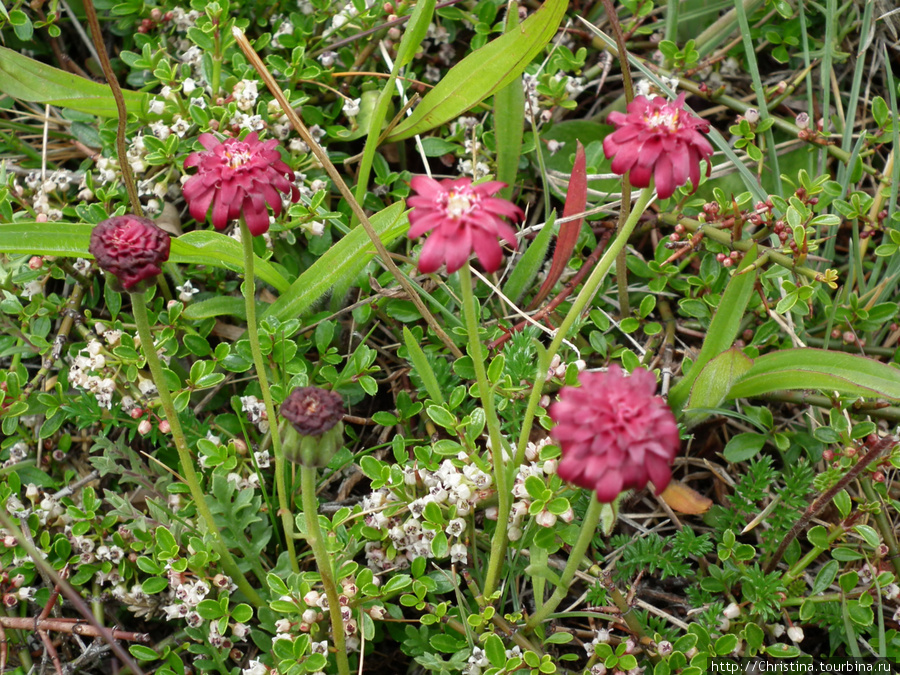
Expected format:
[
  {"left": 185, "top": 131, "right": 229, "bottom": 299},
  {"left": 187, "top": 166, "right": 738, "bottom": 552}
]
[
  {"left": 445, "top": 190, "right": 475, "bottom": 218},
  {"left": 224, "top": 148, "right": 252, "bottom": 170},
  {"left": 644, "top": 108, "right": 680, "bottom": 133}
]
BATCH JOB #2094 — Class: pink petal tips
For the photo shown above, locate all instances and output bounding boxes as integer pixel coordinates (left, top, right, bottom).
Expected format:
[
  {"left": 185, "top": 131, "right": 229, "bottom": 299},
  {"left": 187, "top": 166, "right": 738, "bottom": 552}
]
[
  {"left": 603, "top": 94, "right": 714, "bottom": 199},
  {"left": 407, "top": 176, "right": 523, "bottom": 274},
  {"left": 549, "top": 365, "right": 680, "bottom": 503},
  {"left": 182, "top": 132, "right": 300, "bottom": 236}
]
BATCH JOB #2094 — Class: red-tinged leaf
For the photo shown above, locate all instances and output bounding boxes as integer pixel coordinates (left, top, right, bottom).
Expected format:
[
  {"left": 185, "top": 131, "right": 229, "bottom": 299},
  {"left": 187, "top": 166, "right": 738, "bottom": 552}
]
[{"left": 530, "top": 141, "right": 587, "bottom": 309}]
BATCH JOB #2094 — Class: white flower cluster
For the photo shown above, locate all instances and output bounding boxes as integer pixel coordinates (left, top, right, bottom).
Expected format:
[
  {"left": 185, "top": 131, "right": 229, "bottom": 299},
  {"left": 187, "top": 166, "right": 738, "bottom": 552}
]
[
  {"left": 464, "top": 645, "right": 524, "bottom": 675},
  {"left": 458, "top": 159, "right": 490, "bottom": 179},
  {"left": 421, "top": 23, "right": 455, "bottom": 66},
  {"left": 242, "top": 659, "right": 270, "bottom": 675},
  {"left": 583, "top": 628, "right": 610, "bottom": 657},
  {"left": 234, "top": 80, "right": 259, "bottom": 112},
  {"left": 67, "top": 339, "right": 117, "bottom": 409},
  {"left": 272, "top": 578, "right": 361, "bottom": 651},
  {"left": 23, "top": 168, "right": 85, "bottom": 220},
  {"left": 241, "top": 394, "right": 270, "bottom": 433},
  {"left": 168, "top": 7, "right": 201, "bottom": 32},
  {"left": 506, "top": 438, "right": 572, "bottom": 539},
  {"left": 363, "top": 457, "right": 491, "bottom": 571},
  {"left": 327, "top": 0, "right": 376, "bottom": 34},
  {"left": 161, "top": 574, "right": 215, "bottom": 626}
]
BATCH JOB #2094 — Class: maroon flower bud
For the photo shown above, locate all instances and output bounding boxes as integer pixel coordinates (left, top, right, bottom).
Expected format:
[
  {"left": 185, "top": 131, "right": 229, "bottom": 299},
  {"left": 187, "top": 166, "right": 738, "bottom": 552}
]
[
  {"left": 282, "top": 387, "right": 343, "bottom": 436},
  {"left": 89, "top": 215, "right": 170, "bottom": 292},
  {"left": 281, "top": 387, "right": 345, "bottom": 467}
]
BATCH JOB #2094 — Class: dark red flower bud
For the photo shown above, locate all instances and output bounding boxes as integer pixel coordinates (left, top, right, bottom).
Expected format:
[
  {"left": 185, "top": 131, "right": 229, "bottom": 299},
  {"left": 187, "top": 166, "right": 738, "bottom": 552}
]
[
  {"left": 281, "top": 387, "right": 345, "bottom": 467},
  {"left": 281, "top": 387, "right": 343, "bottom": 436},
  {"left": 89, "top": 215, "right": 170, "bottom": 292}
]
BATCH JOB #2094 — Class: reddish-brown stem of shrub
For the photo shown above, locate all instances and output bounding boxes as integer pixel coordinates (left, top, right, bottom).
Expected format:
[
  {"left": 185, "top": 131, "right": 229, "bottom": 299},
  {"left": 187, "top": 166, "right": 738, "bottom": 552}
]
[
  {"left": 488, "top": 231, "right": 612, "bottom": 351},
  {"left": 764, "top": 435, "right": 897, "bottom": 575},
  {"left": 82, "top": 0, "right": 142, "bottom": 217}
]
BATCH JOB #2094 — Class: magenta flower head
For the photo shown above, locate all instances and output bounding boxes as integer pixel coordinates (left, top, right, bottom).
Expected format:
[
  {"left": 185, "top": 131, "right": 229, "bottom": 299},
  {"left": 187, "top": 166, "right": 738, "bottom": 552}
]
[
  {"left": 281, "top": 387, "right": 345, "bottom": 467},
  {"left": 89, "top": 215, "right": 170, "bottom": 293},
  {"left": 182, "top": 131, "right": 300, "bottom": 236},
  {"left": 549, "top": 365, "right": 680, "bottom": 503},
  {"left": 407, "top": 176, "right": 523, "bottom": 274},
  {"left": 603, "top": 93, "right": 714, "bottom": 199}
]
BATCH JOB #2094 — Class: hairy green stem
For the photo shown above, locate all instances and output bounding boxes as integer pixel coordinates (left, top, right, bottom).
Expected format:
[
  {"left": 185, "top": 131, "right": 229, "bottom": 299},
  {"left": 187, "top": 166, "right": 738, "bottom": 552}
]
[
  {"left": 497, "top": 186, "right": 654, "bottom": 609},
  {"left": 239, "top": 220, "right": 300, "bottom": 574},
  {"left": 300, "top": 465, "right": 351, "bottom": 675},
  {"left": 131, "top": 294, "right": 262, "bottom": 606},
  {"left": 525, "top": 494, "right": 603, "bottom": 630},
  {"left": 459, "top": 262, "right": 509, "bottom": 600}
]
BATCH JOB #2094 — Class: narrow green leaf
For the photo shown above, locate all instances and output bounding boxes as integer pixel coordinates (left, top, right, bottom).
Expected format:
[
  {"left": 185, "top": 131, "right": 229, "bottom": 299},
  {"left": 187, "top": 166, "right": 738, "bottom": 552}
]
[
  {"left": 172, "top": 232, "right": 290, "bottom": 294},
  {"left": 403, "top": 326, "right": 445, "bottom": 404},
  {"left": 385, "top": 0, "right": 567, "bottom": 142},
  {"left": 503, "top": 211, "right": 556, "bottom": 305},
  {"left": 668, "top": 245, "right": 758, "bottom": 414},
  {"left": 727, "top": 349, "right": 900, "bottom": 402},
  {"left": 0, "top": 47, "right": 148, "bottom": 119},
  {"left": 263, "top": 202, "right": 408, "bottom": 322},
  {"left": 182, "top": 296, "right": 247, "bottom": 321},
  {"left": 682, "top": 348, "right": 754, "bottom": 428},
  {"left": 493, "top": 1, "right": 525, "bottom": 200},
  {"left": 0, "top": 223, "right": 289, "bottom": 293},
  {"left": 530, "top": 141, "right": 586, "bottom": 309}
]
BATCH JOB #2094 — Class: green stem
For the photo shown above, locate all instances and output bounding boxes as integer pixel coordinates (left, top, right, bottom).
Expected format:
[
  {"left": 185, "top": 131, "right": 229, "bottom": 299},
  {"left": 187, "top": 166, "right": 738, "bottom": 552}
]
[
  {"left": 545, "top": 186, "right": 654, "bottom": 361},
  {"left": 459, "top": 262, "right": 509, "bottom": 600},
  {"left": 300, "top": 465, "right": 351, "bottom": 675},
  {"left": 525, "top": 494, "right": 603, "bottom": 630},
  {"left": 497, "top": 187, "right": 654, "bottom": 607},
  {"left": 131, "top": 293, "right": 263, "bottom": 607},
  {"left": 239, "top": 219, "right": 300, "bottom": 574}
]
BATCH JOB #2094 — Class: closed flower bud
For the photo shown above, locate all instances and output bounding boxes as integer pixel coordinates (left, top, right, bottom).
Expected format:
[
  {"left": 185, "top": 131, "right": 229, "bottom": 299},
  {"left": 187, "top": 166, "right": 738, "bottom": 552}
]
[
  {"left": 281, "top": 387, "right": 345, "bottom": 467},
  {"left": 88, "top": 215, "right": 170, "bottom": 292}
]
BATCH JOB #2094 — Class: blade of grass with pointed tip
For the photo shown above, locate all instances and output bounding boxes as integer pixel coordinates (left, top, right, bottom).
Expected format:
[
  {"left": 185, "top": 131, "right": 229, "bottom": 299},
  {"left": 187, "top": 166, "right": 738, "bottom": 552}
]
[
  {"left": 384, "top": 0, "right": 566, "bottom": 142},
  {"left": 530, "top": 141, "right": 586, "bottom": 310},
  {"left": 262, "top": 202, "right": 408, "bottom": 322},
  {"left": 493, "top": 1, "right": 525, "bottom": 201},
  {"left": 403, "top": 326, "right": 445, "bottom": 404},
  {"left": 0, "top": 47, "right": 148, "bottom": 119},
  {"left": 503, "top": 211, "right": 557, "bottom": 305},
  {"left": 727, "top": 349, "right": 900, "bottom": 402},
  {"left": 0, "top": 223, "right": 289, "bottom": 293},
  {"left": 182, "top": 296, "right": 247, "bottom": 321},
  {"left": 681, "top": 348, "right": 754, "bottom": 428},
  {"left": 668, "top": 244, "right": 758, "bottom": 414}
]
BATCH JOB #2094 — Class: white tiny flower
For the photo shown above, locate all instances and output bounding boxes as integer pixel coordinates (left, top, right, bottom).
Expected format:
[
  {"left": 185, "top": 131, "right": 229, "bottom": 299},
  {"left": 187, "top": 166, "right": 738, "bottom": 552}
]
[
  {"left": 149, "top": 98, "right": 165, "bottom": 115},
  {"left": 786, "top": 626, "right": 804, "bottom": 643},
  {"left": 343, "top": 98, "right": 361, "bottom": 117},
  {"left": 723, "top": 602, "right": 741, "bottom": 619}
]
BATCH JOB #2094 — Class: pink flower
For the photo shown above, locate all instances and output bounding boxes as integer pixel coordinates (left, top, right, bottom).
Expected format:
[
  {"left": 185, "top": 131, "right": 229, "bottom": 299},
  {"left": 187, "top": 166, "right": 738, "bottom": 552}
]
[
  {"left": 603, "top": 94, "right": 713, "bottom": 199},
  {"left": 182, "top": 132, "right": 300, "bottom": 236},
  {"left": 89, "top": 215, "right": 170, "bottom": 292},
  {"left": 549, "top": 365, "right": 679, "bottom": 503},
  {"left": 407, "top": 176, "right": 523, "bottom": 274}
]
